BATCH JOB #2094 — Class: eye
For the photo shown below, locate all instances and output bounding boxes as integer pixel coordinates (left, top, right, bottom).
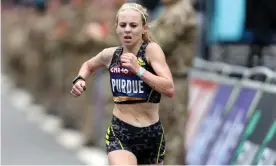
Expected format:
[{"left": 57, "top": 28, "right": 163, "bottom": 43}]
[
  {"left": 130, "top": 24, "right": 137, "bottom": 28},
  {"left": 119, "top": 23, "right": 126, "bottom": 28}
]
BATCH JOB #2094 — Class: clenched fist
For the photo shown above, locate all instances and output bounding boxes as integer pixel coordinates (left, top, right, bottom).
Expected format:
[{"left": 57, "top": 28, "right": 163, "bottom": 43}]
[
  {"left": 71, "top": 80, "right": 86, "bottom": 97},
  {"left": 120, "top": 53, "right": 140, "bottom": 74}
]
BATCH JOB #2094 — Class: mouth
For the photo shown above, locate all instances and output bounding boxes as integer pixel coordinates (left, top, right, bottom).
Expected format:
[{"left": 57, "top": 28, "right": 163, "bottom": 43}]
[{"left": 124, "top": 36, "right": 132, "bottom": 40}]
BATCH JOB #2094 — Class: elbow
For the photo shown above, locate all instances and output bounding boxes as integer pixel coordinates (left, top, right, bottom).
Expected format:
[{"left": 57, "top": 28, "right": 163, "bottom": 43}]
[
  {"left": 84, "top": 61, "right": 92, "bottom": 72},
  {"left": 165, "top": 87, "right": 175, "bottom": 98},
  {"left": 84, "top": 61, "right": 89, "bottom": 67}
]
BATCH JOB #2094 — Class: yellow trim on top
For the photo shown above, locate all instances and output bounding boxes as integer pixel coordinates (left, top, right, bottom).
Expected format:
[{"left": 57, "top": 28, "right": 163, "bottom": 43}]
[
  {"left": 113, "top": 96, "right": 145, "bottom": 102},
  {"left": 147, "top": 89, "right": 154, "bottom": 102},
  {"left": 137, "top": 58, "right": 146, "bottom": 66}
]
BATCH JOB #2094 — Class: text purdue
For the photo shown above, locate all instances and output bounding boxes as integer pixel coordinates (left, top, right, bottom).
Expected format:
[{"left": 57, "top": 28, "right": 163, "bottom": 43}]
[{"left": 111, "top": 79, "right": 144, "bottom": 93}]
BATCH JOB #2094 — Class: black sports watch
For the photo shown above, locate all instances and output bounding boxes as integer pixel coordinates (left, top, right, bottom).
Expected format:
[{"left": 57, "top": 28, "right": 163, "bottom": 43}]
[{"left": 72, "top": 75, "right": 85, "bottom": 85}]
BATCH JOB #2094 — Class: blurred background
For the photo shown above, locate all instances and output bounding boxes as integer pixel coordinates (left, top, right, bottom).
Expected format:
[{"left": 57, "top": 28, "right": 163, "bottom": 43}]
[{"left": 1, "top": 0, "right": 276, "bottom": 165}]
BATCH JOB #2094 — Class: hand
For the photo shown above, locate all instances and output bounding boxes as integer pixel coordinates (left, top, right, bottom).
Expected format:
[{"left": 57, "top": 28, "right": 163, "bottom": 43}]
[
  {"left": 71, "top": 80, "right": 86, "bottom": 97},
  {"left": 120, "top": 53, "right": 140, "bottom": 74}
]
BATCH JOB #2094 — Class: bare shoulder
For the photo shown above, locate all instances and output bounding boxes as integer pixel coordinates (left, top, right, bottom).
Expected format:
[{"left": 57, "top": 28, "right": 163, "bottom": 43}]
[
  {"left": 146, "top": 42, "right": 165, "bottom": 58},
  {"left": 146, "top": 42, "right": 164, "bottom": 53},
  {"left": 99, "top": 46, "right": 119, "bottom": 67},
  {"left": 145, "top": 42, "right": 172, "bottom": 79},
  {"left": 100, "top": 46, "right": 118, "bottom": 59}
]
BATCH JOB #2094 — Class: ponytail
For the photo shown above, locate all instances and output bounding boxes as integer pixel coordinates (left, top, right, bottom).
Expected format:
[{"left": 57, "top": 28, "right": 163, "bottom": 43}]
[{"left": 142, "top": 31, "right": 154, "bottom": 42}]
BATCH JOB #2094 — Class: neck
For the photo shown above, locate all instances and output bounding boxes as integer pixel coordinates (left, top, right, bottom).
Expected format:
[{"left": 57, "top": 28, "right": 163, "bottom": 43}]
[{"left": 123, "top": 40, "right": 144, "bottom": 55}]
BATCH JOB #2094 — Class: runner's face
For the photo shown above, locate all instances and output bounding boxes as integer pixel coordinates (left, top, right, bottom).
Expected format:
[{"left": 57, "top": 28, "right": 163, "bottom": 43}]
[{"left": 117, "top": 9, "right": 145, "bottom": 46}]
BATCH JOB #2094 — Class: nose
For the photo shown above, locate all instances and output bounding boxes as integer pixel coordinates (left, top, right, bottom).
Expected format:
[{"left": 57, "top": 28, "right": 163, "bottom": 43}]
[{"left": 124, "top": 25, "right": 131, "bottom": 33}]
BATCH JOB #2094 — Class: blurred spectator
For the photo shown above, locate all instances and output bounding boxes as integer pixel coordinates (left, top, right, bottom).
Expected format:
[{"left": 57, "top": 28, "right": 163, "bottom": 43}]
[
  {"left": 137, "top": 0, "right": 163, "bottom": 21},
  {"left": 193, "top": 0, "right": 205, "bottom": 12},
  {"left": 246, "top": 0, "right": 276, "bottom": 67},
  {"left": 150, "top": 0, "right": 198, "bottom": 164}
]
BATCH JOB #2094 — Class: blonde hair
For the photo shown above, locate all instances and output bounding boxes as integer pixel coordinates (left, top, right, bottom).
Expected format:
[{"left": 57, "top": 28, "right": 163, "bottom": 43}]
[{"left": 116, "top": 3, "right": 154, "bottom": 42}]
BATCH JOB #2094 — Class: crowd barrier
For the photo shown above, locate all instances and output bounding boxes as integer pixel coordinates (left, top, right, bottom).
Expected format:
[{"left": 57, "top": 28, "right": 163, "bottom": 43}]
[{"left": 186, "top": 58, "right": 276, "bottom": 165}]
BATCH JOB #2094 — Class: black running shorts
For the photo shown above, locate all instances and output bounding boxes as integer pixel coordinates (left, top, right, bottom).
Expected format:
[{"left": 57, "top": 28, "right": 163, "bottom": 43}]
[{"left": 106, "top": 115, "right": 166, "bottom": 164}]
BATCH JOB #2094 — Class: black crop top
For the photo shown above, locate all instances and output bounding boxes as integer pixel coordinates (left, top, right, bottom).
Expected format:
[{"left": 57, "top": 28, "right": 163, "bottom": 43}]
[{"left": 108, "top": 41, "right": 161, "bottom": 104}]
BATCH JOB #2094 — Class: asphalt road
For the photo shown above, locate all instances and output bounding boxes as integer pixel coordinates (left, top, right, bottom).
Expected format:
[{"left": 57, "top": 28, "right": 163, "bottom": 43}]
[{"left": 1, "top": 79, "right": 85, "bottom": 165}]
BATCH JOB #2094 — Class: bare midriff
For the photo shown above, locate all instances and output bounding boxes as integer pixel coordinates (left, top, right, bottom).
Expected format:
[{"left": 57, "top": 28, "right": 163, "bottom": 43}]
[{"left": 113, "top": 103, "right": 160, "bottom": 127}]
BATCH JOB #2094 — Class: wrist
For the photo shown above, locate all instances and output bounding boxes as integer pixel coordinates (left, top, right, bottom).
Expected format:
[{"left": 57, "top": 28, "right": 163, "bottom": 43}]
[
  {"left": 72, "top": 75, "right": 85, "bottom": 85},
  {"left": 136, "top": 66, "right": 146, "bottom": 77}
]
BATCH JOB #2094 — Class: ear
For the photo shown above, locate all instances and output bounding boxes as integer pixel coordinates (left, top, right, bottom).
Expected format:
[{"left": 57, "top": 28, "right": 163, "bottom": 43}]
[{"left": 143, "top": 24, "right": 148, "bottom": 34}]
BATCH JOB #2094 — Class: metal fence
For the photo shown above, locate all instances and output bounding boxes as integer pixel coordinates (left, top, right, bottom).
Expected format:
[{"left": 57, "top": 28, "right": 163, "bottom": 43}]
[{"left": 186, "top": 58, "right": 276, "bottom": 165}]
